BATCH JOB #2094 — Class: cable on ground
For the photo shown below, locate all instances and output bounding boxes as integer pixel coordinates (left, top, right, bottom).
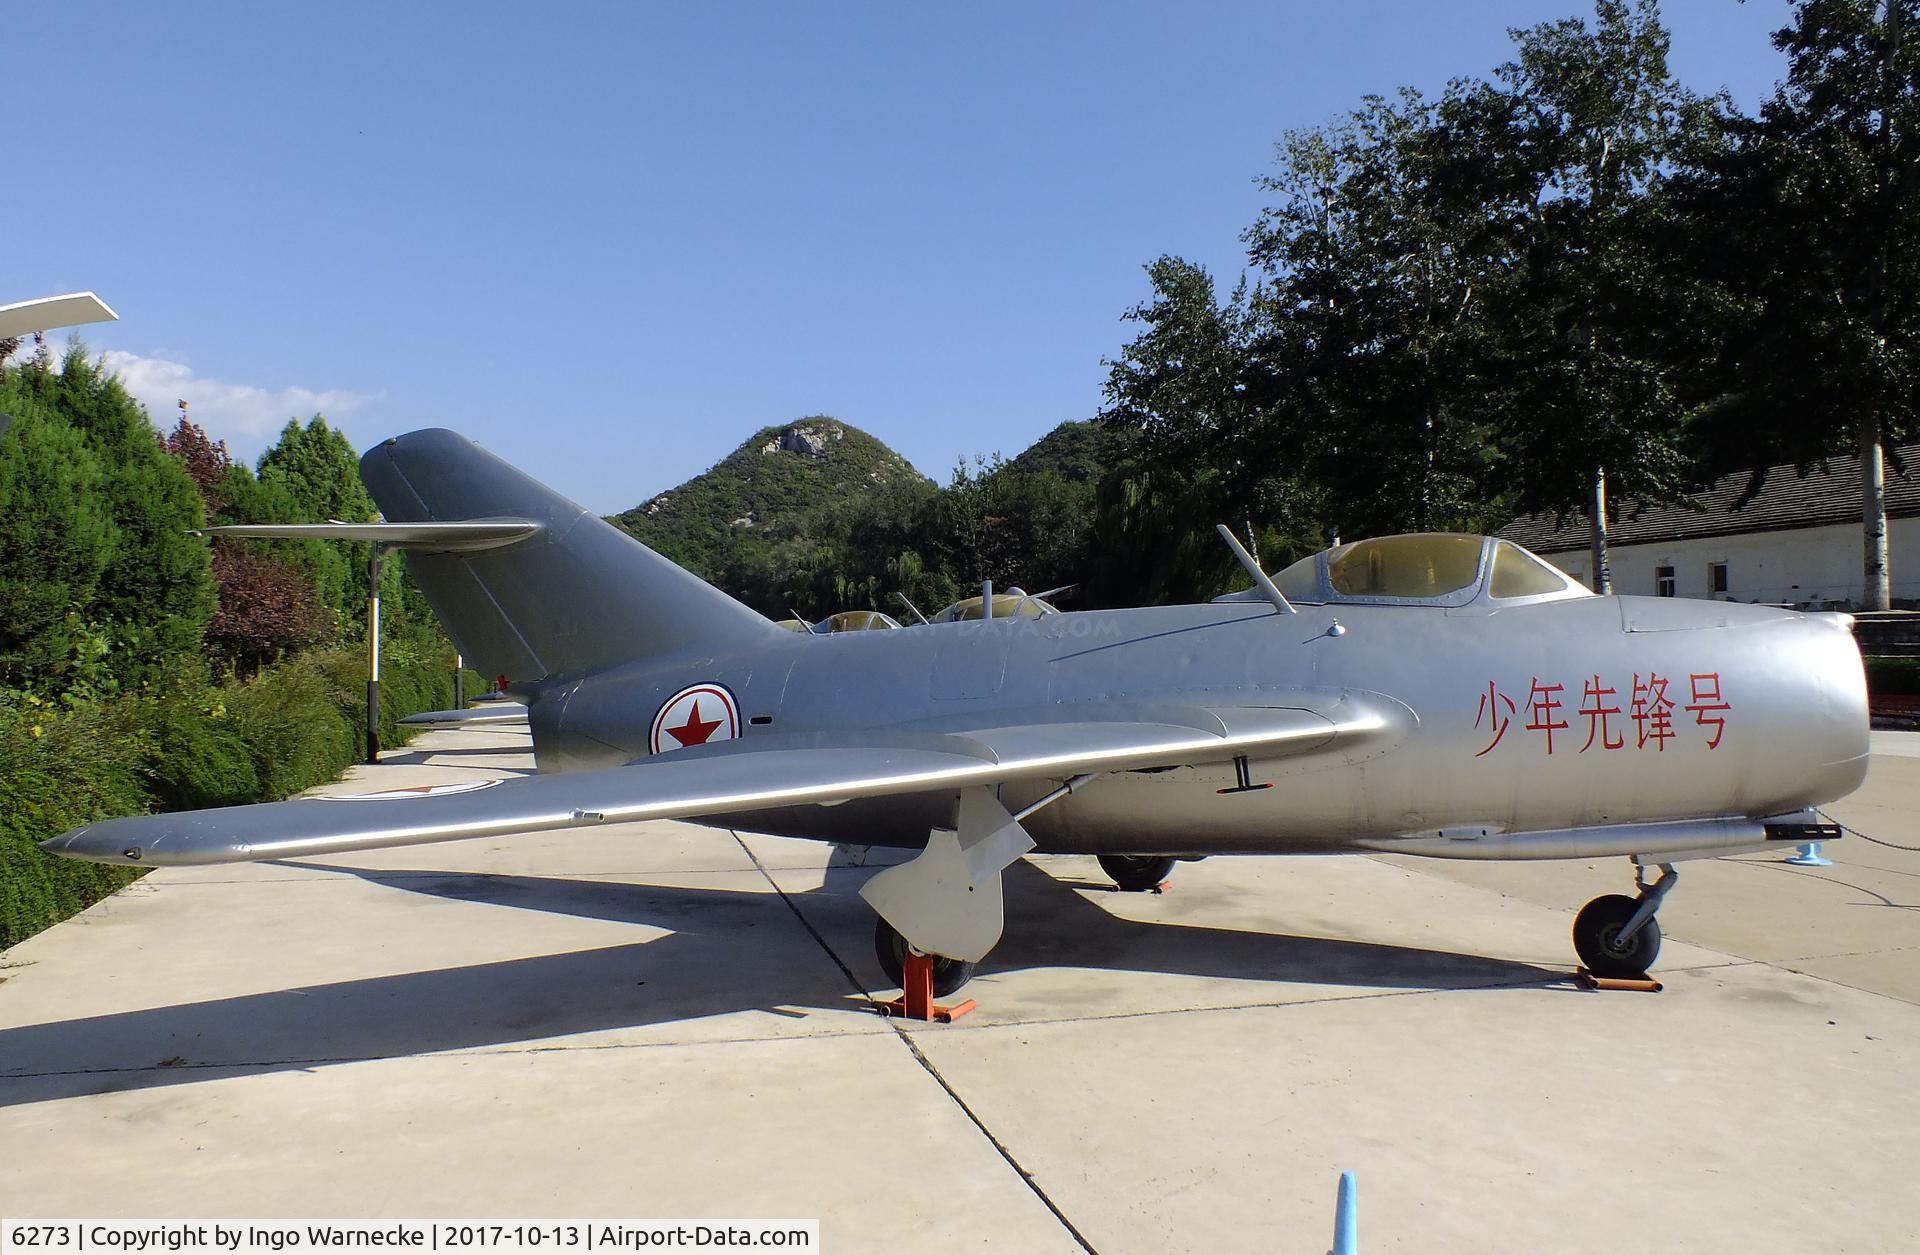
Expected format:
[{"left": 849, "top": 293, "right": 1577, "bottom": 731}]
[{"left": 1815, "top": 808, "right": 1920, "bottom": 853}]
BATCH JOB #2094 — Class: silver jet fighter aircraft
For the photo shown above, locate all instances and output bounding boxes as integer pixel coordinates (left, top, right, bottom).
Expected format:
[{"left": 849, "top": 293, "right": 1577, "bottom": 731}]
[{"left": 44, "top": 429, "right": 1870, "bottom": 989}]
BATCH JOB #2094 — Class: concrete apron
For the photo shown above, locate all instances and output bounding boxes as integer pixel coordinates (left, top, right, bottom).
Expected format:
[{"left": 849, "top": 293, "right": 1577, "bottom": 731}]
[{"left": 2, "top": 724, "right": 1917, "bottom": 1253}]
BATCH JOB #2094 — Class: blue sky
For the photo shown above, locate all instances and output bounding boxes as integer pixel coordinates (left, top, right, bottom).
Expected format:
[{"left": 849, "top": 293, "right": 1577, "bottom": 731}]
[{"left": 16, "top": 1, "right": 1791, "bottom": 513}]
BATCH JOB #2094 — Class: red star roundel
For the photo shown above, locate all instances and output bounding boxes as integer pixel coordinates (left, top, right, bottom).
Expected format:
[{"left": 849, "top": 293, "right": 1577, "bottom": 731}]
[{"left": 649, "top": 683, "right": 741, "bottom": 755}]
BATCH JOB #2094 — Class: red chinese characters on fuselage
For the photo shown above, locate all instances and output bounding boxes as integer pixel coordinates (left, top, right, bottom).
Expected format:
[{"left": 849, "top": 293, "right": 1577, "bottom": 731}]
[{"left": 1474, "top": 671, "right": 1729, "bottom": 756}]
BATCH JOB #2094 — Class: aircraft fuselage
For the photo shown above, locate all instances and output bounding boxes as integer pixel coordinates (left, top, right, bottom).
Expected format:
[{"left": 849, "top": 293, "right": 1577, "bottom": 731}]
[{"left": 528, "top": 593, "right": 1868, "bottom": 858}]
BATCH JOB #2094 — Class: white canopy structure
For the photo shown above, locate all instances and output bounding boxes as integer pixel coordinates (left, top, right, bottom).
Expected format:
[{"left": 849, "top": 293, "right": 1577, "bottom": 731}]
[{"left": 0, "top": 292, "right": 118, "bottom": 339}]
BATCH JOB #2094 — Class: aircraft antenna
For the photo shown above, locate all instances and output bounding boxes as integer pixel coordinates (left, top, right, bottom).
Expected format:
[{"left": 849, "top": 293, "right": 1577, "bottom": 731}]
[
  {"left": 895, "top": 592, "right": 931, "bottom": 625},
  {"left": 789, "top": 608, "right": 822, "bottom": 635},
  {"left": 1215, "top": 524, "right": 1296, "bottom": 615}
]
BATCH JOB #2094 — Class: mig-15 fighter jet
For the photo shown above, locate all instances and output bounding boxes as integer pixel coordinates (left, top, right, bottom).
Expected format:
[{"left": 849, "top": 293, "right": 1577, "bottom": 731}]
[{"left": 43, "top": 429, "right": 1869, "bottom": 991}]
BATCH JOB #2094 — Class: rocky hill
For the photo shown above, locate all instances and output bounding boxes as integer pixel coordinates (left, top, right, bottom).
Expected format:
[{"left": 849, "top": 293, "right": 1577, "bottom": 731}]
[{"left": 613, "top": 417, "right": 934, "bottom": 583}]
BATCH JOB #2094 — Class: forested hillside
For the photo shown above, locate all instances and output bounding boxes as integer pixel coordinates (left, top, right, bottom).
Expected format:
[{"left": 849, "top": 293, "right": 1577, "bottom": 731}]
[
  {"left": 616, "top": 418, "right": 935, "bottom": 607},
  {"left": 614, "top": 417, "right": 1142, "bottom": 618}
]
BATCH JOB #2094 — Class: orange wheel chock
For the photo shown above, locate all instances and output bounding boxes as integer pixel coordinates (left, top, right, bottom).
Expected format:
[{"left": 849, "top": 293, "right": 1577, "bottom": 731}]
[
  {"left": 876, "top": 950, "right": 976, "bottom": 1023},
  {"left": 1576, "top": 967, "right": 1664, "bottom": 993}
]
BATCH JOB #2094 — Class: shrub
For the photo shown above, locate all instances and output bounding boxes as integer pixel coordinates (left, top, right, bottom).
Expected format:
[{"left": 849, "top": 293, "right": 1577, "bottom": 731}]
[
  {"left": 0, "top": 697, "right": 148, "bottom": 947},
  {"left": 0, "top": 646, "right": 459, "bottom": 949}
]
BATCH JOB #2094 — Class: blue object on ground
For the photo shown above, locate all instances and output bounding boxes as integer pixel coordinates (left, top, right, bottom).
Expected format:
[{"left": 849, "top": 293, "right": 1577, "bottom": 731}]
[
  {"left": 1330, "top": 1170, "right": 1357, "bottom": 1255},
  {"left": 1786, "top": 842, "right": 1833, "bottom": 867}
]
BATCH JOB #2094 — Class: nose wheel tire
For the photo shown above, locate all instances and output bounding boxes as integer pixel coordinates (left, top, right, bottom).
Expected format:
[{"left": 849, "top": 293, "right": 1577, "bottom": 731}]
[
  {"left": 873, "top": 917, "right": 978, "bottom": 997},
  {"left": 1574, "top": 893, "right": 1663, "bottom": 979},
  {"left": 1098, "top": 854, "right": 1177, "bottom": 892}
]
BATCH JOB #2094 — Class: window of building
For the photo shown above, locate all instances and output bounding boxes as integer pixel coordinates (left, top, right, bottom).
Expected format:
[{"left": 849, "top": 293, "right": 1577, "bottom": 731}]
[
  {"left": 1709, "top": 561, "right": 1729, "bottom": 596},
  {"left": 1656, "top": 565, "right": 1676, "bottom": 597}
]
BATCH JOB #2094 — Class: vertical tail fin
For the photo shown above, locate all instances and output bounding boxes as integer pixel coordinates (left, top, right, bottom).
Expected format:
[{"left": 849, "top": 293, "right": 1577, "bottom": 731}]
[{"left": 360, "top": 428, "right": 779, "bottom": 683}]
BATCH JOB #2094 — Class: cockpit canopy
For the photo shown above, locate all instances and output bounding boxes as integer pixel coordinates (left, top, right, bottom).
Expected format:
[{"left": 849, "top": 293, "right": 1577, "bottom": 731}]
[
  {"left": 1220, "top": 533, "right": 1586, "bottom": 608},
  {"left": 933, "top": 591, "right": 1060, "bottom": 623},
  {"left": 816, "top": 609, "right": 900, "bottom": 633}
]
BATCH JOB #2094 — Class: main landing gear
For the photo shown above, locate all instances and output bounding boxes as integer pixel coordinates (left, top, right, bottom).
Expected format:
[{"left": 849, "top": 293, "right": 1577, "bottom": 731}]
[
  {"left": 1573, "top": 861, "right": 1677, "bottom": 979},
  {"left": 1098, "top": 854, "right": 1177, "bottom": 893},
  {"left": 873, "top": 916, "right": 977, "bottom": 999}
]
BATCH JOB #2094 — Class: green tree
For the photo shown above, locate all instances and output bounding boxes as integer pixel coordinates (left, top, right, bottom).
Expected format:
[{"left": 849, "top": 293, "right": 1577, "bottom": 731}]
[
  {"left": 1455, "top": 0, "right": 1705, "bottom": 589},
  {"left": 164, "top": 419, "right": 331, "bottom": 672},
  {"left": 258, "top": 417, "right": 379, "bottom": 625},
  {"left": 1247, "top": 93, "right": 1508, "bottom": 541},
  {"left": 258, "top": 416, "right": 379, "bottom": 522},
  {"left": 1671, "top": 0, "right": 1920, "bottom": 609},
  {"left": 1100, "top": 257, "right": 1294, "bottom": 538},
  {"left": 0, "top": 406, "right": 116, "bottom": 691},
  {"left": 1106, "top": 90, "right": 1509, "bottom": 563},
  {"left": 1103, "top": 0, "right": 1704, "bottom": 593},
  {"left": 4, "top": 348, "right": 214, "bottom": 687}
]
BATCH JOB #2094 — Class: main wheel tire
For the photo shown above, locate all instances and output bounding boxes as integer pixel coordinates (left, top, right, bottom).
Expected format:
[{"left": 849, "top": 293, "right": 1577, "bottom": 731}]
[
  {"left": 873, "top": 917, "right": 977, "bottom": 997},
  {"left": 1573, "top": 893, "right": 1663, "bottom": 978},
  {"left": 1098, "top": 854, "right": 1177, "bottom": 893}
]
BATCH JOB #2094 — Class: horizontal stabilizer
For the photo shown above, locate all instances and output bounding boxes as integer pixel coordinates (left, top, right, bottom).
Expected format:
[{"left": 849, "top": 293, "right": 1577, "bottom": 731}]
[
  {"left": 43, "top": 702, "right": 1396, "bottom": 867},
  {"left": 399, "top": 704, "right": 529, "bottom": 727},
  {"left": 199, "top": 520, "right": 540, "bottom": 552}
]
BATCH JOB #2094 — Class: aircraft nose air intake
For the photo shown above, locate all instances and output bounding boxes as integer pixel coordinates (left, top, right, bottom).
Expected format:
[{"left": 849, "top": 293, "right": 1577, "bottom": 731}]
[{"left": 1798, "top": 613, "right": 1871, "bottom": 800}]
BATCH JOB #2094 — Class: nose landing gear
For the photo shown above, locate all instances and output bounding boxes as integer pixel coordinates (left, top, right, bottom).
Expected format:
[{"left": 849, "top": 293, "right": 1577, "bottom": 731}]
[{"left": 1573, "top": 861, "right": 1676, "bottom": 979}]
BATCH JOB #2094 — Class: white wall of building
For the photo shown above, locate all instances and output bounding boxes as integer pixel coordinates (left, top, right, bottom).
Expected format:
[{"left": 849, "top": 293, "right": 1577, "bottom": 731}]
[{"left": 1543, "top": 517, "right": 1920, "bottom": 608}]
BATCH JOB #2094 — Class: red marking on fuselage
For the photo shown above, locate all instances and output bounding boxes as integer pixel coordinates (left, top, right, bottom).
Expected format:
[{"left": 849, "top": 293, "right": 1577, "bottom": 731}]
[
  {"left": 649, "top": 683, "right": 740, "bottom": 755},
  {"left": 666, "top": 700, "right": 723, "bottom": 747}
]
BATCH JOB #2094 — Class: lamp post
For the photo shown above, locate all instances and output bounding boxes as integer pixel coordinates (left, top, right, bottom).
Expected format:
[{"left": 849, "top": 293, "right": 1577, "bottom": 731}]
[{"left": 367, "top": 545, "right": 391, "bottom": 763}]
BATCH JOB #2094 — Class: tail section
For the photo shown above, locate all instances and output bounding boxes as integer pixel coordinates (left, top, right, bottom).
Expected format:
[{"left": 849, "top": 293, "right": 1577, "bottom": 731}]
[{"left": 361, "top": 428, "right": 780, "bottom": 683}]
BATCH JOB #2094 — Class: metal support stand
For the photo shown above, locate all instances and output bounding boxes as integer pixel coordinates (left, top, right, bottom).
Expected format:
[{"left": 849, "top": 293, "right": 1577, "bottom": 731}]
[
  {"left": 876, "top": 951, "right": 975, "bottom": 1023},
  {"left": 1786, "top": 842, "right": 1833, "bottom": 867},
  {"left": 454, "top": 651, "right": 464, "bottom": 710},
  {"left": 366, "top": 545, "right": 388, "bottom": 764}
]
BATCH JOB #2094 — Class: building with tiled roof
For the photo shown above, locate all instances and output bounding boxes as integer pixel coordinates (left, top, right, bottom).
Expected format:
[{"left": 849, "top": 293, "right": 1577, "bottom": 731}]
[{"left": 1497, "top": 446, "right": 1920, "bottom": 608}]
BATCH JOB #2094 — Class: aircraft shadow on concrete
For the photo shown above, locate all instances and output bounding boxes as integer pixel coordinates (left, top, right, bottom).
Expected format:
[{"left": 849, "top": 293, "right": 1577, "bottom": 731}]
[
  {"left": 0, "top": 859, "right": 1559, "bottom": 1107},
  {"left": 1739, "top": 858, "right": 1920, "bottom": 912}
]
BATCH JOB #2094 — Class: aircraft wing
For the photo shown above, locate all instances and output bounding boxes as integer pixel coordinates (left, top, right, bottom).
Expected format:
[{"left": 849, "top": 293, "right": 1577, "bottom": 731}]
[
  {"left": 399, "top": 703, "right": 530, "bottom": 727},
  {"left": 42, "top": 702, "right": 1398, "bottom": 867}
]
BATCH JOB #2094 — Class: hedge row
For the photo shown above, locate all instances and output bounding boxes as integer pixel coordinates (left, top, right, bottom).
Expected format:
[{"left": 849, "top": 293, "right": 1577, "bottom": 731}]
[{"left": 0, "top": 648, "right": 457, "bottom": 949}]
